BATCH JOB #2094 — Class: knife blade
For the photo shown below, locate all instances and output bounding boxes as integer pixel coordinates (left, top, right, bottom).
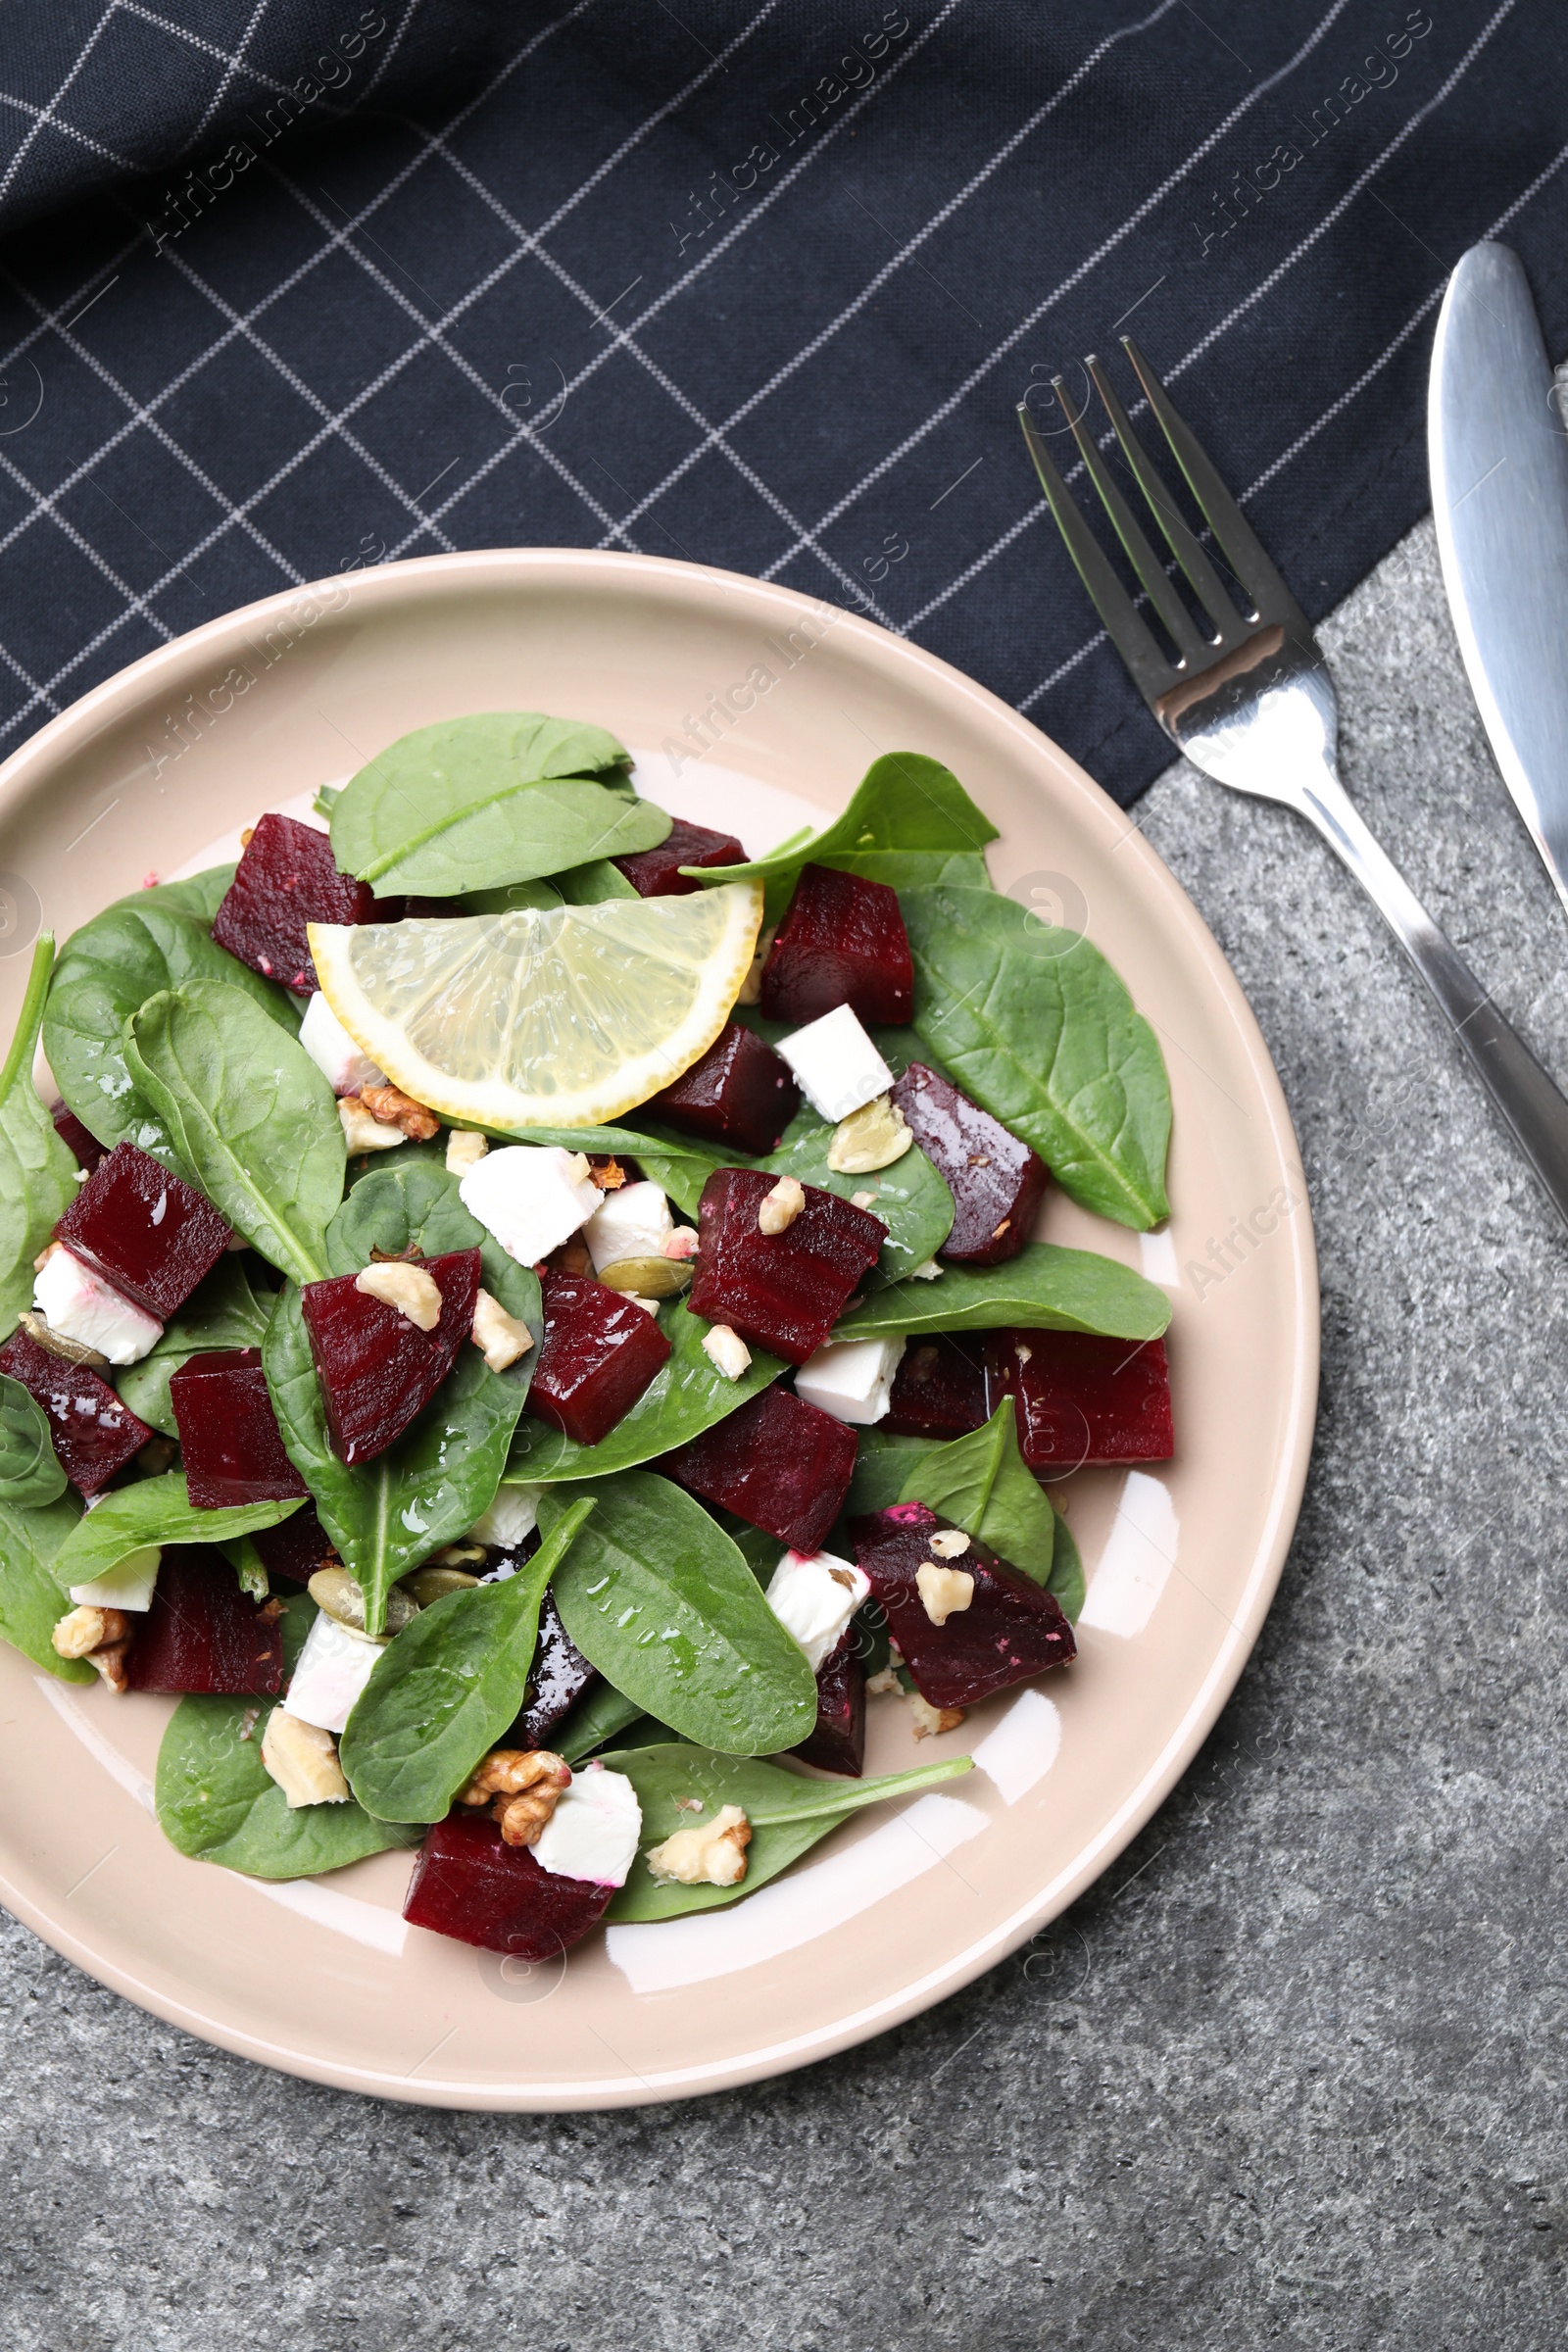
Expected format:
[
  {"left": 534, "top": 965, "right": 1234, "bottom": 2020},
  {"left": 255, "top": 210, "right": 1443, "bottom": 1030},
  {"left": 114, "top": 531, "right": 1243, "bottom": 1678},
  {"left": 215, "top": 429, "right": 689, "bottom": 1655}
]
[{"left": 1429, "top": 240, "right": 1568, "bottom": 921}]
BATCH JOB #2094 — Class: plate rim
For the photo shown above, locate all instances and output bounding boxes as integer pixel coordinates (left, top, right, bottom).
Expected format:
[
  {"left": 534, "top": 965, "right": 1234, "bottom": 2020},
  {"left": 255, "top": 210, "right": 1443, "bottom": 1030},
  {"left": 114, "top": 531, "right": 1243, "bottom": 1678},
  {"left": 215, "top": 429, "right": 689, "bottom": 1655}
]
[{"left": 0, "top": 546, "right": 1320, "bottom": 2108}]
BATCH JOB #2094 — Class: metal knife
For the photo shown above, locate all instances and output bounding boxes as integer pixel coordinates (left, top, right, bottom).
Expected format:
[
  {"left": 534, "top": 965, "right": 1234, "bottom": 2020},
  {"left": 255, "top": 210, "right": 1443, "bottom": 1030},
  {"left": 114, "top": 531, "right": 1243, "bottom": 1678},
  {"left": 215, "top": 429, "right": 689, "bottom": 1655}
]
[{"left": 1430, "top": 240, "right": 1568, "bottom": 920}]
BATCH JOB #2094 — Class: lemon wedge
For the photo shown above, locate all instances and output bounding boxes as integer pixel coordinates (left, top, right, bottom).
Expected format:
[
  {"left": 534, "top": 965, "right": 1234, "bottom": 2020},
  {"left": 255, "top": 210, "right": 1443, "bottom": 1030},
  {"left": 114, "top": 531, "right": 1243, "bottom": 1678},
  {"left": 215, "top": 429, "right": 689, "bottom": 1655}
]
[{"left": 309, "top": 881, "right": 763, "bottom": 1130}]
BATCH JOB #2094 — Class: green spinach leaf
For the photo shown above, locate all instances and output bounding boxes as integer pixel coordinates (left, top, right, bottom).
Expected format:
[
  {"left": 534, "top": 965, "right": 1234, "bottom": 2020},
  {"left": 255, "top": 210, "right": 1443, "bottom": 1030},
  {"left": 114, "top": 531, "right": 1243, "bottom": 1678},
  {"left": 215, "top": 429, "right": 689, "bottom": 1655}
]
[
  {"left": 0, "top": 1491, "right": 92, "bottom": 1681},
  {"left": 556, "top": 1679, "right": 648, "bottom": 1764},
  {"left": 0, "top": 937, "right": 84, "bottom": 1340},
  {"left": 339, "top": 1497, "right": 593, "bottom": 1822},
  {"left": 553, "top": 858, "right": 638, "bottom": 905},
  {"left": 897, "top": 1401, "right": 1055, "bottom": 1583},
  {"left": 328, "top": 711, "right": 663, "bottom": 894},
  {"left": 901, "top": 883, "right": 1171, "bottom": 1229},
  {"left": 603, "top": 1741, "right": 974, "bottom": 1921},
  {"left": 43, "top": 890, "right": 292, "bottom": 1164},
  {"left": 114, "top": 1255, "right": 275, "bottom": 1438},
  {"left": 690, "top": 753, "right": 999, "bottom": 921},
  {"left": 760, "top": 1107, "right": 953, "bottom": 1286},
  {"left": 1048, "top": 1509, "right": 1085, "bottom": 1622},
  {"left": 124, "top": 982, "right": 345, "bottom": 1284},
  {"left": 841, "top": 1430, "right": 934, "bottom": 1520},
  {"left": 507, "top": 1300, "right": 782, "bottom": 1482},
  {"left": 220, "top": 1533, "right": 270, "bottom": 1601},
  {"left": 155, "top": 1594, "right": 423, "bottom": 1879},
  {"left": 831, "top": 1242, "right": 1170, "bottom": 1344},
  {"left": 143, "top": 865, "right": 237, "bottom": 924},
  {"left": 0, "top": 1372, "right": 66, "bottom": 1506},
  {"left": 263, "top": 1283, "right": 525, "bottom": 1635},
  {"left": 49, "top": 1471, "right": 303, "bottom": 1592},
  {"left": 541, "top": 1472, "right": 816, "bottom": 1754}
]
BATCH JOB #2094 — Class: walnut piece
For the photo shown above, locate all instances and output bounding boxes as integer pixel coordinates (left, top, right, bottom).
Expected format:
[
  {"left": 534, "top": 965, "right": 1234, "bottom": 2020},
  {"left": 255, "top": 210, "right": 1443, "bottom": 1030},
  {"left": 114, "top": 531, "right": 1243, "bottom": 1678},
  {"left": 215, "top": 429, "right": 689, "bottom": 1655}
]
[
  {"left": 445, "top": 1129, "right": 489, "bottom": 1174},
  {"left": 662, "top": 1227, "right": 700, "bottom": 1261},
  {"left": 360, "top": 1082, "right": 439, "bottom": 1141},
  {"left": 458, "top": 1748, "right": 571, "bottom": 1847},
  {"left": 928, "top": 1529, "right": 971, "bottom": 1559},
  {"left": 587, "top": 1156, "right": 627, "bottom": 1191},
  {"left": 646, "top": 1803, "right": 752, "bottom": 1887},
  {"left": 702, "top": 1323, "right": 752, "bottom": 1381},
  {"left": 354, "top": 1259, "right": 443, "bottom": 1330},
  {"left": 52, "top": 1604, "right": 128, "bottom": 1659},
  {"left": 470, "top": 1286, "right": 535, "bottom": 1372},
  {"left": 906, "top": 1690, "right": 965, "bottom": 1739},
  {"left": 758, "top": 1174, "right": 805, "bottom": 1235},
  {"left": 916, "top": 1561, "right": 974, "bottom": 1626},
  {"left": 261, "top": 1710, "right": 351, "bottom": 1807},
  {"left": 338, "top": 1095, "right": 406, "bottom": 1152}
]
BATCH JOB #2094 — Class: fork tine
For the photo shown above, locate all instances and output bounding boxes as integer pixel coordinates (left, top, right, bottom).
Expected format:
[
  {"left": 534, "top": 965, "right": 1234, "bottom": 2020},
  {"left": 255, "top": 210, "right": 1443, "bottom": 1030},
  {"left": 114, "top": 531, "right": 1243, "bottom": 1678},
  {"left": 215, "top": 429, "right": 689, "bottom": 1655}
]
[
  {"left": 1084, "top": 354, "right": 1250, "bottom": 646},
  {"left": 1016, "top": 403, "right": 1177, "bottom": 703},
  {"left": 1050, "top": 369, "right": 1210, "bottom": 662},
  {"left": 1121, "top": 337, "right": 1306, "bottom": 628}
]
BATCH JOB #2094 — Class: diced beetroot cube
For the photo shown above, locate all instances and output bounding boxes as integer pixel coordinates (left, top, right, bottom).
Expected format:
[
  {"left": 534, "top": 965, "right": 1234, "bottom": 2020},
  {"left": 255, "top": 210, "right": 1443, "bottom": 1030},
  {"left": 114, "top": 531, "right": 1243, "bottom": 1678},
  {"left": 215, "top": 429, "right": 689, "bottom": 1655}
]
[
  {"left": 526, "top": 1273, "right": 672, "bottom": 1448},
  {"left": 612, "top": 816, "right": 745, "bottom": 898},
  {"left": 652, "top": 1021, "right": 800, "bottom": 1156},
  {"left": 403, "top": 1810, "right": 614, "bottom": 1957},
  {"left": 124, "top": 1545, "right": 284, "bottom": 1693},
  {"left": 792, "top": 1632, "right": 865, "bottom": 1776},
  {"left": 664, "top": 1384, "right": 856, "bottom": 1553},
  {"left": 851, "top": 1501, "right": 1074, "bottom": 1708},
  {"left": 51, "top": 1102, "right": 105, "bottom": 1172},
  {"left": 986, "top": 1331, "right": 1173, "bottom": 1471},
  {"left": 891, "top": 1063, "right": 1048, "bottom": 1265},
  {"left": 170, "top": 1347, "right": 308, "bottom": 1507},
  {"left": 252, "top": 1500, "right": 334, "bottom": 1585},
  {"left": 0, "top": 1327, "right": 152, "bottom": 1495},
  {"left": 301, "top": 1249, "right": 482, "bottom": 1465},
  {"left": 55, "top": 1142, "right": 232, "bottom": 1320},
  {"left": 688, "top": 1168, "right": 883, "bottom": 1366},
  {"left": 761, "top": 864, "right": 913, "bottom": 1026},
  {"left": 508, "top": 1588, "right": 596, "bottom": 1748},
  {"left": 211, "top": 812, "right": 402, "bottom": 994},
  {"left": 882, "top": 1336, "right": 990, "bottom": 1441}
]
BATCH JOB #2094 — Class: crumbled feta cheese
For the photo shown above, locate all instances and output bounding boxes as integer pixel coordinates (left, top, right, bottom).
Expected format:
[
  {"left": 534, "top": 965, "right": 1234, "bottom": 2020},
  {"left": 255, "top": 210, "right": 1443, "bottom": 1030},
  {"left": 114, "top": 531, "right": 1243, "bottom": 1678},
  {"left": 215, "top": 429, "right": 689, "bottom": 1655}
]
[
  {"left": 702, "top": 1323, "right": 752, "bottom": 1380},
  {"left": 794, "top": 1334, "right": 906, "bottom": 1426},
  {"left": 764, "top": 1547, "right": 870, "bottom": 1672},
  {"left": 444, "top": 1128, "right": 489, "bottom": 1174},
  {"left": 583, "top": 1179, "right": 672, "bottom": 1273},
  {"left": 662, "top": 1226, "right": 700, "bottom": 1261},
  {"left": 460, "top": 1145, "right": 602, "bottom": 1266},
  {"left": 776, "top": 1004, "right": 893, "bottom": 1123},
  {"left": 34, "top": 1247, "right": 162, "bottom": 1366},
  {"left": 284, "top": 1609, "right": 384, "bottom": 1735},
  {"left": 469, "top": 1486, "right": 541, "bottom": 1549},
  {"left": 909, "top": 1258, "right": 945, "bottom": 1281},
  {"left": 69, "top": 1544, "right": 161, "bottom": 1612},
  {"left": 531, "top": 1759, "right": 642, "bottom": 1886},
  {"left": 298, "top": 992, "right": 386, "bottom": 1096},
  {"left": 916, "top": 1560, "right": 974, "bottom": 1625}
]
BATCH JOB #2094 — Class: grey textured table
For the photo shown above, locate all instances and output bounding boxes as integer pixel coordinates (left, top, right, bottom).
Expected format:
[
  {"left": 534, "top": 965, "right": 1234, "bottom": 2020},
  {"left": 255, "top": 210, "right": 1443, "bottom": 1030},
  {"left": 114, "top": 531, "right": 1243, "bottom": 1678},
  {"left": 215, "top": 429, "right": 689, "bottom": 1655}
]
[{"left": 4, "top": 525, "right": 1564, "bottom": 2350}]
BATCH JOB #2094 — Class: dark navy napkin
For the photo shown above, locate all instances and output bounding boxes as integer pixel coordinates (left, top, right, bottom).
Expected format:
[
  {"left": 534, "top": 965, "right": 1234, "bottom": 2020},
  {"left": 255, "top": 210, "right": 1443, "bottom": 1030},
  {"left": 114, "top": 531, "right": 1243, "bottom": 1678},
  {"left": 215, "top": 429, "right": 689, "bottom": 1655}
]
[{"left": 0, "top": 0, "right": 1564, "bottom": 804}]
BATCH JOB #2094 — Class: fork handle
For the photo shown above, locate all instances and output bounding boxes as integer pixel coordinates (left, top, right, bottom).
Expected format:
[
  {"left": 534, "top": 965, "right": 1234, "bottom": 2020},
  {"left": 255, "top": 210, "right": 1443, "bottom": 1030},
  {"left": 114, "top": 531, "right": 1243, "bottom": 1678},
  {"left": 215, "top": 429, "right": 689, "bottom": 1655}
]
[{"left": 1299, "top": 774, "right": 1568, "bottom": 1232}]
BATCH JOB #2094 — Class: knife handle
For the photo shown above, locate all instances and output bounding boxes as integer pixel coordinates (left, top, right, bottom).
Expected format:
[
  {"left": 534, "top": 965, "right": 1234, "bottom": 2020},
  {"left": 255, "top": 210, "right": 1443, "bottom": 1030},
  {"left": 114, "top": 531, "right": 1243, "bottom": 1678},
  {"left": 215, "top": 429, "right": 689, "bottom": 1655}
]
[{"left": 1300, "top": 769, "right": 1568, "bottom": 1233}]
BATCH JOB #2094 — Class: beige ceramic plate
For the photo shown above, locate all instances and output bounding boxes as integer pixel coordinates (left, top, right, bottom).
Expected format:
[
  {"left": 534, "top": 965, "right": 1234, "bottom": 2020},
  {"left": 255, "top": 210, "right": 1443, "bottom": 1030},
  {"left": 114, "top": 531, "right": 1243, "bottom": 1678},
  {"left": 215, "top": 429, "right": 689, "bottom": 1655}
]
[{"left": 0, "top": 552, "right": 1317, "bottom": 2109}]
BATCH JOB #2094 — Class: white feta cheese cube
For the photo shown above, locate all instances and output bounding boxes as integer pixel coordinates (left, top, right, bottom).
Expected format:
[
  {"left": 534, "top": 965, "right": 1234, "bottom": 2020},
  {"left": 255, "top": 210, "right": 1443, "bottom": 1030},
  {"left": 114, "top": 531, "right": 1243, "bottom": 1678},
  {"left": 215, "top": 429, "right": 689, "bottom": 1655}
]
[
  {"left": 776, "top": 1004, "right": 893, "bottom": 1123},
  {"left": 459, "top": 1145, "right": 602, "bottom": 1266},
  {"left": 794, "top": 1334, "right": 906, "bottom": 1426},
  {"left": 33, "top": 1247, "right": 163, "bottom": 1366},
  {"left": 298, "top": 992, "right": 386, "bottom": 1096},
  {"left": 764, "top": 1547, "right": 870, "bottom": 1672},
  {"left": 531, "top": 1759, "right": 643, "bottom": 1886},
  {"left": 284, "top": 1609, "right": 385, "bottom": 1736},
  {"left": 69, "top": 1544, "right": 161, "bottom": 1612},
  {"left": 582, "top": 1179, "right": 672, "bottom": 1273},
  {"left": 469, "top": 1485, "right": 541, "bottom": 1551},
  {"left": 702, "top": 1323, "right": 752, "bottom": 1380}
]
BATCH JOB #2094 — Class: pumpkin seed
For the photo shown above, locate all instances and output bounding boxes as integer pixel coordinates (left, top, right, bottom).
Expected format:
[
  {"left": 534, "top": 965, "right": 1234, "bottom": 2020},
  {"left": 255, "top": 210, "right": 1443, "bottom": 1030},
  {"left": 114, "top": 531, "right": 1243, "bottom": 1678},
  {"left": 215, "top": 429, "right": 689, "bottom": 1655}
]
[
  {"left": 309, "top": 1564, "right": 417, "bottom": 1636},
  {"left": 596, "top": 1254, "right": 693, "bottom": 1298},
  {"left": 399, "top": 1565, "right": 482, "bottom": 1605}
]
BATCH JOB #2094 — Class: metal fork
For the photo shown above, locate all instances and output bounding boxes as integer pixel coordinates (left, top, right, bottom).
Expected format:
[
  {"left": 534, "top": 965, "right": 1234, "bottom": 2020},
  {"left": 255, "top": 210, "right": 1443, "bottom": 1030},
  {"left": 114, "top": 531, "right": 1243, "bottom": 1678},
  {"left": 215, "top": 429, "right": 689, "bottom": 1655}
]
[{"left": 1018, "top": 340, "right": 1568, "bottom": 1235}]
